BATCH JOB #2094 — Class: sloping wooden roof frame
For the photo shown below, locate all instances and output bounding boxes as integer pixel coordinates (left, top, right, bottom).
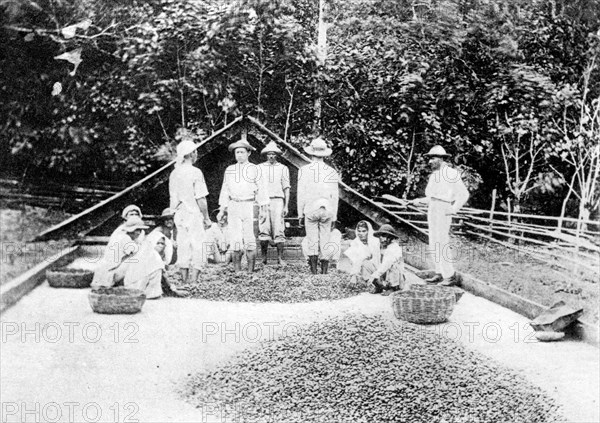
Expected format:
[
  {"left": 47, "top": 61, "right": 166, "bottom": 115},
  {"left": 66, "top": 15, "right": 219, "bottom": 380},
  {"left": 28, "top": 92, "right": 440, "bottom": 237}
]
[{"left": 34, "top": 116, "right": 427, "bottom": 242}]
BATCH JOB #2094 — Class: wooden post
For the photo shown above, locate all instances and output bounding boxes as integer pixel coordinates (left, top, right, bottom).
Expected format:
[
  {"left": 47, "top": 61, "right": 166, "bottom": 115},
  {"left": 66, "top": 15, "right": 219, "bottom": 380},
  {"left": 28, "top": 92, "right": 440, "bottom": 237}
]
[
  {"left": 313, "top": 0, "right": 326, "bottom": 136},
  {"left": 506, "top": 197, "right": 514, "bottom": 243},
  {"left": 489, "top": 188, "right": 497, "bottom": 231}
]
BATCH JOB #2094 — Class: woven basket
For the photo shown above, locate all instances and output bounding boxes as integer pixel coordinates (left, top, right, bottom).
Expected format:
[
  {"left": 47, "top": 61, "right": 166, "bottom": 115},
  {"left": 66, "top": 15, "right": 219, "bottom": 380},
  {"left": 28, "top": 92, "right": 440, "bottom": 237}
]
[
  {"left": 46, "top": 267, "right": 94, "bottom": 289},
  {"left": 391, "top": 289, "right": 456, "bottom": 324},
  {"left": 88, "top": 287, "right": 146, "bottom": 314},
  {"left": 410, "top": 284, "right": 464, "bottom": 303}
]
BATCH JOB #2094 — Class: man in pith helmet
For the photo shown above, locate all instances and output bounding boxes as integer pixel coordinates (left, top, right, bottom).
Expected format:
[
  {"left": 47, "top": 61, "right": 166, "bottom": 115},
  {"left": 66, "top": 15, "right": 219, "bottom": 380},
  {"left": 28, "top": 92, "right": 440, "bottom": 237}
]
[
  {"left": 297, "top": 137, "right": 339, "bottom": 275},
  {"left": 169, "top": 137, "right": 212, "bottom": 284},
  {"left": 257, "top": 141, "right": 291, "bottom": 265},
  {"left": 412, "top": 145, "right": 469, "bottom": 286}
]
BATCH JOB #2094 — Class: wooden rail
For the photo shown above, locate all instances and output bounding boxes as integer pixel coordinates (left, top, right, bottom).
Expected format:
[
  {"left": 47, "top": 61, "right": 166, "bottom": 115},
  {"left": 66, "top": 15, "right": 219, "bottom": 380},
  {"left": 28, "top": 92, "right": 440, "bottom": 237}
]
[
  {"left": 33, "top": 117, "right": 244, "bottom": 242},
  {"left": 247, "top": 116, "right": 429, "bottom": 243}
]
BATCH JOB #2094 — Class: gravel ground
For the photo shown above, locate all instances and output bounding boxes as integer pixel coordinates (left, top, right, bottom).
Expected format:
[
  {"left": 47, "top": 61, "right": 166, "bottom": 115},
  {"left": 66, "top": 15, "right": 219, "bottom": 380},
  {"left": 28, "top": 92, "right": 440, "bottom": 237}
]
[
  {"left": 169, "top": 262, "right": 371, "bottom": 303},
  {"left": 453, "top": 237, "right": 600, "bottom": 324}
]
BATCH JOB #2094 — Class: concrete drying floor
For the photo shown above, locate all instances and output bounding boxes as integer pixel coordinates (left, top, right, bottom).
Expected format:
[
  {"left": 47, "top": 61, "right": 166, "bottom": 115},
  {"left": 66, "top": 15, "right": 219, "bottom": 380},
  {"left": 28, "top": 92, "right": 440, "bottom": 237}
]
[{"left": 1, "top": 270, "right": 598, "bottom": 423}]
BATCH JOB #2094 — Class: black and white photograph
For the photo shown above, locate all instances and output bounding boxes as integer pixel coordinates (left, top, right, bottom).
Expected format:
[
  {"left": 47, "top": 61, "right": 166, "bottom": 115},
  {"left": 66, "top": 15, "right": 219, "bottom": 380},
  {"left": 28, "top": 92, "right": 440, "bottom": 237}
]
[{"left": 1, "top": 0, "right": 599, "bottom": 421}]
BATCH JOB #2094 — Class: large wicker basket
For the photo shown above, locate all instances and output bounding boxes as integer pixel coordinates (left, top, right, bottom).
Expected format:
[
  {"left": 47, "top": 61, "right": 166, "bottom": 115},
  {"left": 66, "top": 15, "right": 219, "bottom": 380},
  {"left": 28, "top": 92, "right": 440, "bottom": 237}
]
[
  {"left": 47, "top": 267, "right": 94, "bottom": 288},
  {"left": 391, "top": 289, "right": 456, "bottom": 324},
  {"left": 410, "top": 284, "right": 464, "bottom": 303},
  {"left": 88, "top": 287, "right": 146, "bottom": 314}
]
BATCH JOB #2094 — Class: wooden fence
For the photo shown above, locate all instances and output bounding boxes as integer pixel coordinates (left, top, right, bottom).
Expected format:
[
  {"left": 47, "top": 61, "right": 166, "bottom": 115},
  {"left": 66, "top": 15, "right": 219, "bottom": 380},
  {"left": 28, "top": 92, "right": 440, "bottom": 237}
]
[
  {"left": 0, "top": 178, "right": 127, "bottom": 213},
  {"left": 376, "top": 194, "right": 600, "bottom": 274}
]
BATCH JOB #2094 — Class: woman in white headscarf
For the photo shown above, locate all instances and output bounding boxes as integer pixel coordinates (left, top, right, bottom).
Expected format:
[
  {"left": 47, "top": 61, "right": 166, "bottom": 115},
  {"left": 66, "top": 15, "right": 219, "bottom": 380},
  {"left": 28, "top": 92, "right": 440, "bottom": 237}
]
[
  {"left": 144, "top": 232, "right": 187, "bottom": 297},
  {"left": 343, "top": 220, "right": 381, "bottom": 283},
  {"left": 122, "top": 229, "right": 165, "bottom": 299},
  {"left": 92, "top": 216, "right": 150, "bottom": 289},
  {"left": 104, "top": 204, "right": 143, "bottom": 247}
]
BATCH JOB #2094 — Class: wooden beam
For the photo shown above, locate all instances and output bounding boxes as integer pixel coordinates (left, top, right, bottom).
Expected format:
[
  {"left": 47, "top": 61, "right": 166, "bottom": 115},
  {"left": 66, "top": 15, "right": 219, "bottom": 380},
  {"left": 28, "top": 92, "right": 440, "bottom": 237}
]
[
  {"left": 246, "top": 116, "right": 429, "bottom": 242},
  {"left": 0, "top": 245, "right": 80, "bottom": 314},
  {"left": 33, "top": 117, "right": 244, "bottom": 242},
  {"left": 403, "top": 263, "right": 598, "bottom": 347}
]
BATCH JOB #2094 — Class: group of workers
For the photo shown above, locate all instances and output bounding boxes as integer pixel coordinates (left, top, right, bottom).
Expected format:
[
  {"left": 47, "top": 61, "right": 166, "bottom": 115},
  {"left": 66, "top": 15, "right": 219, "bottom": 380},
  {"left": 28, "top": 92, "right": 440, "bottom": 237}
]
[{"left": 91, "top": 134, "right": 469, "bottom": 299}]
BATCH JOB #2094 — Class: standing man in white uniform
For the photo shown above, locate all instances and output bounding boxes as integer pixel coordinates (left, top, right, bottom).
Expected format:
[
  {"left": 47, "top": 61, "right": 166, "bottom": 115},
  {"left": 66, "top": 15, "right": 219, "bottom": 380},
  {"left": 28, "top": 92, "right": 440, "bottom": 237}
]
[
  {"left": 297, "top": 137, "right": 339, "bottom": 275},
  {"left": 412, "top": 145, "right": 469, "bottom": 286},
  {"left": 218, "top": 139, "right": 269, "bottom": 272},
  {"left": 169, "top": 138, "right": 212, "bottom": 284},
  {"left": 258, "top": 141, "right": 290, "bottom": 265}
]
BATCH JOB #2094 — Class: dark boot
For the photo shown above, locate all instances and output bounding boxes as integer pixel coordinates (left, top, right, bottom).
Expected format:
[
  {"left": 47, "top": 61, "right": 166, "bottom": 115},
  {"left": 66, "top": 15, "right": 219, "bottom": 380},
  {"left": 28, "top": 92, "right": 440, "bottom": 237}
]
[
  {"left": 425, "top": 273, "right": 443, "bottom": 284},
  {"left": 247, "top": 249, "right": 257, "bottom": 273},
  {"left": 440, "top": 273, "right": 460, "bottom": 287},
  {"left": 276, "top": 243, "right": 286, "bottom": 265},
  {"left": 233, "top": 251, "right": 243, "bottom": 272},
  {"left": 260, "top": 240, "right": 269, "bottom": 265},
  {"left": 180, "top": 267, "right": 189, "bottom": 284},
  {"left": 372, "top": 279, "right": 384, "bottom": 294},
  {"left": 320, "top": 260, "right": 330, "bottom": 274},
  {"left": 308, "top": 255, "right": 319, "bottom": 274}
]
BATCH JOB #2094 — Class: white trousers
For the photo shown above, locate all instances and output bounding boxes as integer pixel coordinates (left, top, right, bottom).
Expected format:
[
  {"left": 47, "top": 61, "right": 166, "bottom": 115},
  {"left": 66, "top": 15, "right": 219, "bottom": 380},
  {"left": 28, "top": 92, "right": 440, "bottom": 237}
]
[
  {"left": 258, "top": 198, "right": 286, "bottom": 244},
  {"left": 304, "top": 207, "right": 332, "bottom": 258},
  {"left": 175, "top": 209, "right": 207, "bottom": 270},
  {"left": 228, "top": 201, "right": 256, "bottom": 251},
  {"left": 427, "top": 200, "right": 457, "bottom": 278}
]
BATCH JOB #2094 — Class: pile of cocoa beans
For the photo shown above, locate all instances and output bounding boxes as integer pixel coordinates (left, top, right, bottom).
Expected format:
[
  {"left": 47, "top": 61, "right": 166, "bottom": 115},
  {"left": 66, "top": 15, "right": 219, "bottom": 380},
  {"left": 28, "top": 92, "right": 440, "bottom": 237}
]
[
  {"left": 183, "top": 314, "right": 563, "bottom": 423},
  {"left": 168, "top": 262, "right": 368, "bottom": 303}
]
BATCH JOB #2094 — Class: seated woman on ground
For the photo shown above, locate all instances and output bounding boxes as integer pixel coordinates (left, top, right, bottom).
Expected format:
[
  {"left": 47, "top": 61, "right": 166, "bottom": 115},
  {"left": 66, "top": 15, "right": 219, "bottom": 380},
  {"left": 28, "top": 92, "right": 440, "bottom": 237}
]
[
  {"left": 92, "top": 204, "right": 144, "bottom": 286},
  {"left": 343, "top": 220, "right": 381, "bottom": 284},
  {"left": 108, "top": 204, "right": 142, "bottom": 240},
  {"left": 91, "top": 216, "right": 165, "bottom": 299},
  {"left": 147, "top": 207, "right": 177, "bottom": 266},
  {"left": 205, "top": 211, "right": 231, "bottom": 264},
  {"left": 148, "top": 233, "right": 188, "bottom": 297},
  {"left": 365, "top": 224, "right": 407, "bottom": 295}
]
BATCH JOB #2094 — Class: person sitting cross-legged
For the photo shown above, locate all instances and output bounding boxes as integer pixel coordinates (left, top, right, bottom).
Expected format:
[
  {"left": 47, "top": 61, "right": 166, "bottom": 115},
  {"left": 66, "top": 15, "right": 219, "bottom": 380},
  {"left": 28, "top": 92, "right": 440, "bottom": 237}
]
[
  {"left": 147, "top": 232, "right": 188, "bottom": 297},
  {"left": 147, "top": 207, "right": 177, "bottom": 266},
  {"left": 365, "top": 224, "right": 406, "bottom": 295},
  {"left": 343, "top": 220, "right": 381, "bottom": 285},
  {"left": 92, "top": 216, "right": 164, "bottom": 299}
]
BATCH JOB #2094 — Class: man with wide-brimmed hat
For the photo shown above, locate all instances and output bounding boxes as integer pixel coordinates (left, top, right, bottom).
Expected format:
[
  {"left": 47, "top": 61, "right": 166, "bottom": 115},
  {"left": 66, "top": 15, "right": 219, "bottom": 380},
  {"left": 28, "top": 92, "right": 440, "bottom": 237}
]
[
  {"left": 365, "top": 224, "right": 406, "bottom": 294},
  {"left": 257, "top": 141, "right": 291, "bottom": 265},
  {"left": 411, "top": 145, "right": 469, "bottom": 286},
  {"left": 169, "top": 137, "right": 212, "bottom": 284},
  {"left": 218, "top": 138, "right": 269, "bottom": 272},
  {"left": 297, "top": 137, "right": 339, "bottom": 274}
]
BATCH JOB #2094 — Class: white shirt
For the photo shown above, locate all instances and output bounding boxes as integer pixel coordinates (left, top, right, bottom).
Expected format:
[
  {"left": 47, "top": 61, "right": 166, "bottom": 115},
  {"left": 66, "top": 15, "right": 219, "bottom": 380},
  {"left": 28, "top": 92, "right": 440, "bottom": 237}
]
[
  {"left": 169, "top": 163, "right": 209, "bottom": 215},
  {"left": 297, "top": 161, "right": 339, "bottom": 220},
  {"left": 219, "top": 162, "right": 269, "bottom": 208},
  {"left": 371, "top": 242, "right": 404, "bottom": 279},
  {"left": 425, "top": 164, "right": 469, "bottom": 213},
  {"left": 258, "top": 162, "right": 290, "bottom": 199}
]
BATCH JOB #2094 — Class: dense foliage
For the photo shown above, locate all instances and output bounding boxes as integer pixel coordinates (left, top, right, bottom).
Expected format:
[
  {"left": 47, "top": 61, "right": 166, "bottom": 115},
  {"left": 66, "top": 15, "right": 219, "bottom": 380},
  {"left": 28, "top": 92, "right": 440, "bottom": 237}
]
[{"left": 1, "top": 0, "right": 598, "bottom": 218}]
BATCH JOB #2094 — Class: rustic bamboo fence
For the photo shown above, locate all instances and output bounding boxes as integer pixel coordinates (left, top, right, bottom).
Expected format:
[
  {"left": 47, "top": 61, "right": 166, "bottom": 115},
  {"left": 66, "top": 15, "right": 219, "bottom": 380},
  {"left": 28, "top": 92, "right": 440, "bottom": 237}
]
[
  {"left": 377, "top": 194, "right": 600, "bottom": 274},
  {"left": 0, "top": 178, "right": 126, "bottom": 212}
]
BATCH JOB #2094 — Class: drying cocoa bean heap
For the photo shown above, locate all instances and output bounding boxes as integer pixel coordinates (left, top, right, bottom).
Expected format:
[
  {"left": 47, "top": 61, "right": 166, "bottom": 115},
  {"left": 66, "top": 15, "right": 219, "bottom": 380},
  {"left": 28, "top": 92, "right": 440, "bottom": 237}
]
[
  {"left": 183, "top": 314, "right": 564, "bottom": 423},
  {"left": 169, "top": 262, "right": 368, "bottom": 303}
]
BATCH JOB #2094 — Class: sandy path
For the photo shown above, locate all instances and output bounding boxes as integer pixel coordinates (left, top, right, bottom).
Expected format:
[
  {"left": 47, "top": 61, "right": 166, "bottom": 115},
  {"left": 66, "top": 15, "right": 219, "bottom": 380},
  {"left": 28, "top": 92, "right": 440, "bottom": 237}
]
[{"left": 1, "top": 272, "right": 598, "bottom": 422}]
